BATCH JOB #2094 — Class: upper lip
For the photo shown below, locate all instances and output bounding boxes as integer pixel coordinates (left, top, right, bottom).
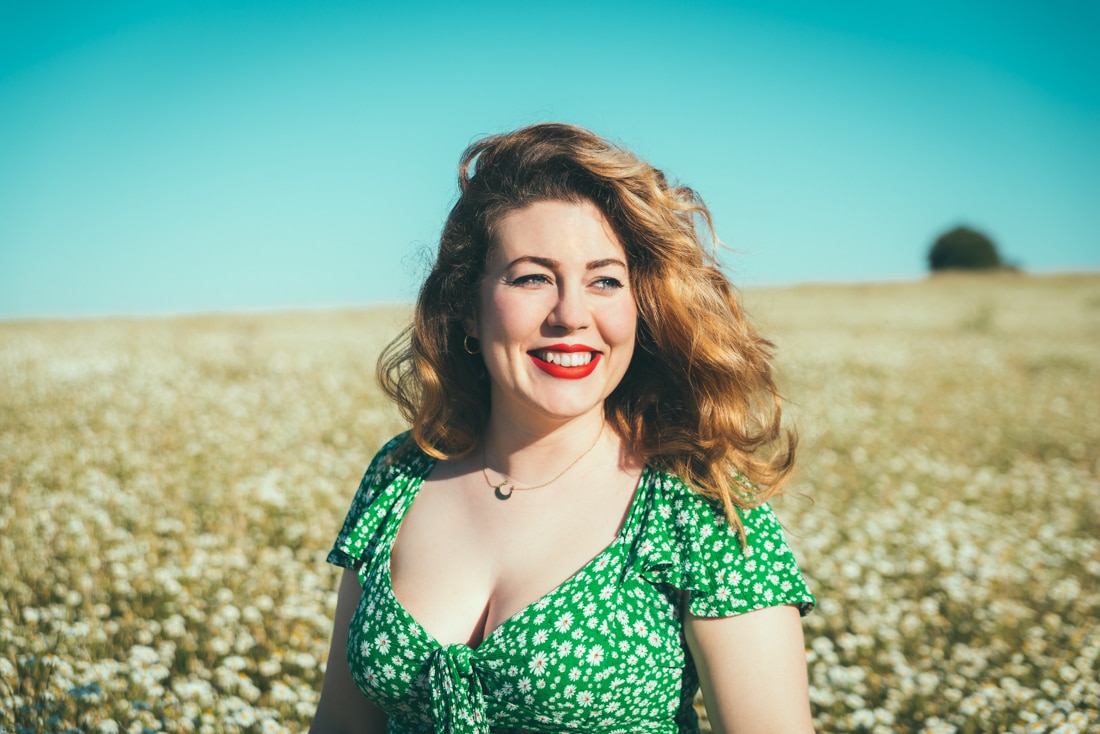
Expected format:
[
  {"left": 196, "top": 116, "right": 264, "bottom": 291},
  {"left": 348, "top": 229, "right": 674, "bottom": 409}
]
[{"left": 531, "top": 343, "right": 599, "bottom": 353}]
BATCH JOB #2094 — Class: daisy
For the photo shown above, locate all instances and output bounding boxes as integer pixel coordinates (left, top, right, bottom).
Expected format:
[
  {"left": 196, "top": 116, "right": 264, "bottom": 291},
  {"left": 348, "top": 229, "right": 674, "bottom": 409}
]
[{"left": 529, "top": 652, "right": 549, "bottom": 676}]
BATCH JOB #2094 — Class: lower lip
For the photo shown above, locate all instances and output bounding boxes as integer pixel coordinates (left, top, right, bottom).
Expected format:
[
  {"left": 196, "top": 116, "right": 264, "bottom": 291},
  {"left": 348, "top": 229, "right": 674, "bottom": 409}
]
[{"left": 529, "top": 353, "right": 601, "bottom": 379}]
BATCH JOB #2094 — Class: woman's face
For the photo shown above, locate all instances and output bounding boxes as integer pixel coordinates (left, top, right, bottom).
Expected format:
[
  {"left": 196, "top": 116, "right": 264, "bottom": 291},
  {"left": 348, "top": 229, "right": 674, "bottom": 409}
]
[{"left": 468, "top": 199, "right": 637, "bottom": 428}]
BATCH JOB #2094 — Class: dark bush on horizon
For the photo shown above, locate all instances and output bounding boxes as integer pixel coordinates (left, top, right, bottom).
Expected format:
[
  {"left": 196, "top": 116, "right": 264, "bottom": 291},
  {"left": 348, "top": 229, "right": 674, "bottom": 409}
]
[{"left": 928, "top": 226, "right": 1003, "bottom": 271}]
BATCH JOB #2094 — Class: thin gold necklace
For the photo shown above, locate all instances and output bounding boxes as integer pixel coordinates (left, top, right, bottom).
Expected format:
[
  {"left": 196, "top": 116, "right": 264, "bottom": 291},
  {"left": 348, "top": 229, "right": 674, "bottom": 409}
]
[{"left": 482, "top": 423, "right": 604, "bottom": 501}]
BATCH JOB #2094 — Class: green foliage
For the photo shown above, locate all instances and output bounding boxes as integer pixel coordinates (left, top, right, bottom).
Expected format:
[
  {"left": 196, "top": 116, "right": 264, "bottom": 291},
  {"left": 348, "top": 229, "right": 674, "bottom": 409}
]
[{"left": 929, "top": 226, "right": 1002, "bottom": 271}]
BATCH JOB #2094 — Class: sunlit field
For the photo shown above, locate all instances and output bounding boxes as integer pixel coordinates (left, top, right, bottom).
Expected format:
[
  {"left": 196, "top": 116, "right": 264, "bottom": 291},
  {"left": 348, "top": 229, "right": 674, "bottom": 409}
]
[{"left": 2, "top": 273, "right": 1098, "bottom": 733}]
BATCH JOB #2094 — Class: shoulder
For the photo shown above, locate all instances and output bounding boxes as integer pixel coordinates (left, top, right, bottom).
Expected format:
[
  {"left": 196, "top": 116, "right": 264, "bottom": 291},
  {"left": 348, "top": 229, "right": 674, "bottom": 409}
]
[
  {"left": 342, "top": 432, "right": 429, "bottom": 513},
  {"left": 646, "top": 467, "right": 790, "bottom": 543},
  {"left": 638, "top": 467, "right": 815, "bottom": 617},
  {"left": 326, "top": 432, "right": 433, "bottom": 569},
  {"left": 361, "top": 431, "right": 432, "bottom": 486},
  {"left": 371, "top": 431, "right": 433, "bottom": 474},
  {"left": 353, "top": 431, "right": 437, "bottom": 512},
  {"left": 644, "top": 467, "right": 750, "bottom": 540}
]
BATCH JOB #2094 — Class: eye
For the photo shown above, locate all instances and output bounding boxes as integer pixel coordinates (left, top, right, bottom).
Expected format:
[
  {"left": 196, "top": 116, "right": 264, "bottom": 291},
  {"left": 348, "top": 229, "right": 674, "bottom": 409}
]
[
  {"left": 592, "top": 277, "right": 625, "bottom": 291},
  {"left": 507, "top": 273, "right": 552, "bottom": 287}
]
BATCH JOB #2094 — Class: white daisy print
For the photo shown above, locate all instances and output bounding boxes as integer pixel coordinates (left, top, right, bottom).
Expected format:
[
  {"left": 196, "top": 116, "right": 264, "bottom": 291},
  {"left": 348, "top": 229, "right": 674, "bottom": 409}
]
[
  {"left": 554, "top": 612, "right": 574, "bottom": 632},
  {"left": 529, "top": 651, "right": 549, "bottom": 676},
  {"left": 330, "top": 439, "right": 813, "bottom": 734}
]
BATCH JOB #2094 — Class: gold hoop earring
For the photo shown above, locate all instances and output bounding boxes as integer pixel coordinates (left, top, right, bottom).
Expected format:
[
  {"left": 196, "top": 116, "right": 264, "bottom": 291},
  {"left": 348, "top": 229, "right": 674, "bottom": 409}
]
[{"left": 463, "top": 335, "right": 480, "bottom": 355}]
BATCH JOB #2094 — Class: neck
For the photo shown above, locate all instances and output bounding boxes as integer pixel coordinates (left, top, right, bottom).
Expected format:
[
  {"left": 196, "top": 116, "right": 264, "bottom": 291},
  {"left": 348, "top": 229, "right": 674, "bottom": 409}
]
[{"left": 480, "top": 409, "right": 608, "bottom": 481}]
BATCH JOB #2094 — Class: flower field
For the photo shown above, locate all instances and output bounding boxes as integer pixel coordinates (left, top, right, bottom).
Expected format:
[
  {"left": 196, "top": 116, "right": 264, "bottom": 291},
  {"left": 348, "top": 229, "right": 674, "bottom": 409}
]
[{"left": 2, "top": 273, "right": 1097, "bottom": 733}]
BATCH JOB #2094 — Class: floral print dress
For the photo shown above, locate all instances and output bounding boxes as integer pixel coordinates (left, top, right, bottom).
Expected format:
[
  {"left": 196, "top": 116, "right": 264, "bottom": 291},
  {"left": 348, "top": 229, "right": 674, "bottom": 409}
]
[{"left": 328, "top": 434, "right": 815, "bottom": 734}]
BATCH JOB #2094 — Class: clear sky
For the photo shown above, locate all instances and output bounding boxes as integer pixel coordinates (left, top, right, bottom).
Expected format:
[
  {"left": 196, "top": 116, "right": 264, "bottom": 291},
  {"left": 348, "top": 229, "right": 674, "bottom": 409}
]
[{"left": 1, "top": 0, "right": 1097, "bottom": 318}]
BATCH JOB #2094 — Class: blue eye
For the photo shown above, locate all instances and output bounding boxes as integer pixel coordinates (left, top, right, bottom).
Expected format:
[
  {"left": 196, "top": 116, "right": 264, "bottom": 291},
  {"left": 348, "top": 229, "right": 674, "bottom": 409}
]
[
  {"left": 508, "top": 274, "right": 552, "bottom": 286},
  {"left": 593, "top": 277, "right": 625, "bottom": 290}
]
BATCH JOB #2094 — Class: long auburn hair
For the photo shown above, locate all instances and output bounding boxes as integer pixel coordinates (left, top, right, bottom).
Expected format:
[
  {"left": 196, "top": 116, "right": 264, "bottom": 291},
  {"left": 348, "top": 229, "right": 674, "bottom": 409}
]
[{"left": 377, "top": 123, "right": 796, "bottom": 528}]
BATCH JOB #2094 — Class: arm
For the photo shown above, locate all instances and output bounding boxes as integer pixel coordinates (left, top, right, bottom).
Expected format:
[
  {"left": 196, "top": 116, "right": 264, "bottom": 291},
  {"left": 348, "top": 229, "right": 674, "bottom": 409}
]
[
  {"left": 684, "top": 604, "right": 815, "bottom": 734},
  {"left": 310, "top": 568, "right": 388, "bottom": 734}
]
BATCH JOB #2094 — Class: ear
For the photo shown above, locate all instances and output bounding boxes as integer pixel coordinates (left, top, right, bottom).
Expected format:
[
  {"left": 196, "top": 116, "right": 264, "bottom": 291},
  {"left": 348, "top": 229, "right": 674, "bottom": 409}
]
[{"left": 463, "top": 314, "right": 478, "bottom": 339}]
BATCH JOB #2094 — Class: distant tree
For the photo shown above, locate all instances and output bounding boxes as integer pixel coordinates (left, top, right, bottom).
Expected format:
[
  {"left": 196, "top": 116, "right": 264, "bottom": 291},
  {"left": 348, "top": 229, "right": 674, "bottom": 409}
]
[{"left": 928, "top": 226, "right": 1002, "bottom": 271}]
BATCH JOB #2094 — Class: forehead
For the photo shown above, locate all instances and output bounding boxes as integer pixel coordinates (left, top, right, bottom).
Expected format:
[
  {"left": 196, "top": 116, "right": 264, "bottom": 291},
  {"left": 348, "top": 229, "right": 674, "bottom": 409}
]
[{"left": 489, "top": 199, "right": 625, "bottom": 262}]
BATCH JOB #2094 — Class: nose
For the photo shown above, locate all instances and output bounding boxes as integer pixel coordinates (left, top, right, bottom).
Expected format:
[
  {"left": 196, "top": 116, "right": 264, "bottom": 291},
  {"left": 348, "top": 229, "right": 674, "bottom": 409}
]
[{"left": 546, "top": 282, "right": 590, "bottom": 332}]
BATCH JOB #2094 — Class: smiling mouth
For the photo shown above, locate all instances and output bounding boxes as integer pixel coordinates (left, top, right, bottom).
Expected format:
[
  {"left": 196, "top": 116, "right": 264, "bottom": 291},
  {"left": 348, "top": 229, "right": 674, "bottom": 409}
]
[
  {"left": 531, "top": 350, "right": 595, "bottom": 367},
  {"left": 528, "top": 349, "right": 601, "bottom": 379}
]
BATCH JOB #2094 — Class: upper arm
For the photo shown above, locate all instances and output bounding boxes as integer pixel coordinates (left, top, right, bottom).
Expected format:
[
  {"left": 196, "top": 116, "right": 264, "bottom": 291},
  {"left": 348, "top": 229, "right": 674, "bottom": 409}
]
[
  {"left": 310, "top": 568, "right": 388, "bottom": 734},
  {"left": 684, "top": 604, "right": 815, "bottom": 734}
]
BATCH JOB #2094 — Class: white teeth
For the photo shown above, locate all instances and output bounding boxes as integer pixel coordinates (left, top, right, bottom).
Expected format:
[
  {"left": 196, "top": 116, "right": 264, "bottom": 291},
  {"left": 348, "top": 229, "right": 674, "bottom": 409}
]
[{"left": 539, "top": 350, "right": 593, "bottom": 367}]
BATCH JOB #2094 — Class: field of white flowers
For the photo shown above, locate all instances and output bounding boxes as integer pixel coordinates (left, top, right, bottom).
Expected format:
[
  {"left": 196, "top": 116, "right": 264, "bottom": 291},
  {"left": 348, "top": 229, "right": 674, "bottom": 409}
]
[{"left": 2, "top": 273, "right": 1097, "bottom": 733}]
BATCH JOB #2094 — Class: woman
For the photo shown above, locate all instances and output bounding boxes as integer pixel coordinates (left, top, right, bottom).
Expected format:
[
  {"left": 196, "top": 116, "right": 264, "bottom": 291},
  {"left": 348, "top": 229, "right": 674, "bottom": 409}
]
[{"left": 311, "top": 123, "right": 815, "bottom": 734}]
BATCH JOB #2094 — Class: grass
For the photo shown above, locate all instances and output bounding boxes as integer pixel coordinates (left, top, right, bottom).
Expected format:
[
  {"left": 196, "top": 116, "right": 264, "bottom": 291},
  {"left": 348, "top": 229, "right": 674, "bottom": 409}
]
[{"left": 2, "top": 274, "right": 1097, "bottom": 733}]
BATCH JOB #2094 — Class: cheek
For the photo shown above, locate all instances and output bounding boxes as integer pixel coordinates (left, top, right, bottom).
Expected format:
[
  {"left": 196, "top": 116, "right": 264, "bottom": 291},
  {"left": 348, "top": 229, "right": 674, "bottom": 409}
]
[
  {"left": 480, "top": 291, "right": 541, "bottom": 342},
  {"left": 606, "top": 301, "right": 639, "bottom": 350}
]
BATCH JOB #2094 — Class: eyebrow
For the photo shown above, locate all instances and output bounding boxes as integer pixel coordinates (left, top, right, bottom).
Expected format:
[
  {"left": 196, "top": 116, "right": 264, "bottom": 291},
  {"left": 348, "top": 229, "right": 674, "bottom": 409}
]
[{"left": 506, "top": 256, "right": 628, "bottom": 270}]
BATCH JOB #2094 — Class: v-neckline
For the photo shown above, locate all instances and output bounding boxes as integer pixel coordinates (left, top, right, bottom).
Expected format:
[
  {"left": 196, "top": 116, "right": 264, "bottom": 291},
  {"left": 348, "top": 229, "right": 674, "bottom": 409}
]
[{"left": 383, "top": 461, "right": 651, "bottom": 653}]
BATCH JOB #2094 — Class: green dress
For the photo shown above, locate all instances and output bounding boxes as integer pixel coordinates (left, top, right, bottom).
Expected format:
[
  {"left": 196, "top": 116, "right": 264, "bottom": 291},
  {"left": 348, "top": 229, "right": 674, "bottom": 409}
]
[{"left": 328, "top": 434, "right": 815, "bottom": 734}]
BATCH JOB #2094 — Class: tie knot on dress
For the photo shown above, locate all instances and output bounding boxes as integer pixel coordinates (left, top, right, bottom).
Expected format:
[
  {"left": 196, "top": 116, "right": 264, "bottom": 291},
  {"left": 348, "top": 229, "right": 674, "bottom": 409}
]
[{"left": 429, "top": 643, "right": 487, "bottom": 734}]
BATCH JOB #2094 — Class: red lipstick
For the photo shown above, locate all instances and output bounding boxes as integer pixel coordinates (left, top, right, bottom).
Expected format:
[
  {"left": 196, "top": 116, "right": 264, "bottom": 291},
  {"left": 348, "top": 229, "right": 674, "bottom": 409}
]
[{"left": 528, "top": 344, "right": 601, "bottom": 379}]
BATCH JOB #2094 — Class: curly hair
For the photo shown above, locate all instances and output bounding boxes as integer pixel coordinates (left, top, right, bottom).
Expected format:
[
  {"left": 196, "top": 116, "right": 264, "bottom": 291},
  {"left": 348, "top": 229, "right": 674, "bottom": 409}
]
[{"left": 377, "top": 122, "right": 796, "bottom": 528}]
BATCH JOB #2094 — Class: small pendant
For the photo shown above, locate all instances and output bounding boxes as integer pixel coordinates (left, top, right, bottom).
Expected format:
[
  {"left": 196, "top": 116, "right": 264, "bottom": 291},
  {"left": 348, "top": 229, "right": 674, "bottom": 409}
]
[{"left": 493, "top": 483, "right": 513, "bottom": 501}]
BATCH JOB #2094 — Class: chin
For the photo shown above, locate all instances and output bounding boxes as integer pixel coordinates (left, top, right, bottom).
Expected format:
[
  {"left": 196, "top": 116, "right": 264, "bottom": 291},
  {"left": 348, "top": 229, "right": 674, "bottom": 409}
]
[{"left": 530, "top": 395, "right": 610, "bottom": 423}]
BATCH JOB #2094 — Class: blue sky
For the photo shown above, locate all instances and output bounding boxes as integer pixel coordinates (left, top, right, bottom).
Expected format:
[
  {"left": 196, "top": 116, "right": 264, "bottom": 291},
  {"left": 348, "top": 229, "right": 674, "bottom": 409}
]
[{"left": 1, "top": 0, "right": 1097, "bottom": 318}]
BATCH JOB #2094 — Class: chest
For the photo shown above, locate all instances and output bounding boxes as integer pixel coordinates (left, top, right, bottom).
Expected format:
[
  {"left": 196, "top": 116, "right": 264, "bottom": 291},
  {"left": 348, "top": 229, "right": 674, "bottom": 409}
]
[
  {"left": 349, "top": 530, "right": 693, "bottom": 732},
  {"left": 390, "top": 468, "right": 641, "bottom": 648}
]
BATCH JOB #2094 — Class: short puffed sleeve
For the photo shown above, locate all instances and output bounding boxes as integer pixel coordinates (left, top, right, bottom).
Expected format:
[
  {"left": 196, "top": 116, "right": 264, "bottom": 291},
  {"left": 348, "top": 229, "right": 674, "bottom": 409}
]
[
  {"left": 326, "top": 432, "right": 430, "bottom": 571},
  {"left": 632, "top": 471, "right": 815, "bottom": 618}
]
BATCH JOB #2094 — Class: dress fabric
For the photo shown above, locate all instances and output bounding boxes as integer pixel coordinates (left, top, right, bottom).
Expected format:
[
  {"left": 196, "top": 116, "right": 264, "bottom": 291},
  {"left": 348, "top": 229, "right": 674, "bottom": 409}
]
[{"left": 328, "top": 434, "right": 815, "bottom": 734}]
